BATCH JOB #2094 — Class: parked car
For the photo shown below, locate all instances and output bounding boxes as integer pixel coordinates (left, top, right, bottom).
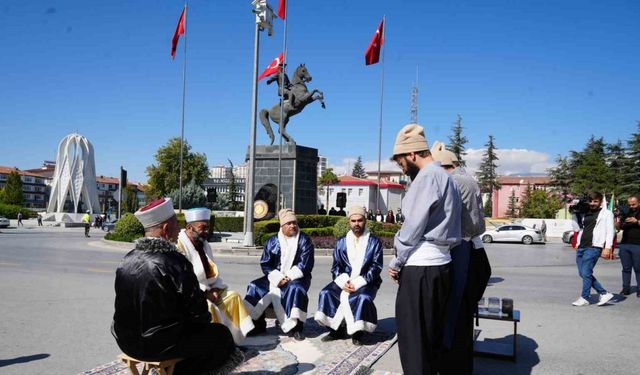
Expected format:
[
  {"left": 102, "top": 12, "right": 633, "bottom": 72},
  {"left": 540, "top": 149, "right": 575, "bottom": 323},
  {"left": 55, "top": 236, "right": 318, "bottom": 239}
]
[
  {"left": 481, "top": 224, "right": 544, "bottom": 245},
  {"left": 562, "top": 230, "right": 575, "bottom": 244},
  {"left": 0, "top": 216, "right": 9, "bottom": 228}
]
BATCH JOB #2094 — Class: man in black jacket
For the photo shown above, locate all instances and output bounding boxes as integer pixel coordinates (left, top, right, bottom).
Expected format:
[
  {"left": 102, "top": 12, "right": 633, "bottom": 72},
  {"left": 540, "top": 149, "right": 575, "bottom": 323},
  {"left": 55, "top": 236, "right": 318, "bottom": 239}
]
[
  {"left": 617, "top": 195, "right": 640, "bottom": 297},
  {"left": 112, "top": 198, "right": 243, "bottom": 375}
]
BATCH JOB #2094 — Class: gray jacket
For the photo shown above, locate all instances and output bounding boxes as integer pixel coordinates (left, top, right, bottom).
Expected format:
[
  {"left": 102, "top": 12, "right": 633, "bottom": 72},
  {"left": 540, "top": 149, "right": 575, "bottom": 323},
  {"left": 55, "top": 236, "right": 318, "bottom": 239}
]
[
  {"left": 390, "top": 162, "right": 462, "bottom": 270},
  {"left": 451, "top": 168, "right": 486, "bottom": 239}
]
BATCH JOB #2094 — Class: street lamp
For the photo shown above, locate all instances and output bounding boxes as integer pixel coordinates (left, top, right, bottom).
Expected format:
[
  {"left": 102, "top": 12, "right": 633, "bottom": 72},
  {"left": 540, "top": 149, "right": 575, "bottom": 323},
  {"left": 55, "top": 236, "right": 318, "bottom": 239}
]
[{"left": 243, "top": 0, "right": 275, "bottom": 247}]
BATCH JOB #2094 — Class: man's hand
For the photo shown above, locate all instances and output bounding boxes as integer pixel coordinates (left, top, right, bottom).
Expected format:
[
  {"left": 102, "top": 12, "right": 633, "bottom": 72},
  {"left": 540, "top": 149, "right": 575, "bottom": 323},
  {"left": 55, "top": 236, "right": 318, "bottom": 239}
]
[
  {"left": 277, "top": 276, "right": 290, "bottom": 288},
  {"left": 625, "top": 216, "right": 639, "bottom": 225},
  {"left": 206, "top": 289, "right": 221, "bottom": 303},
  {"left": 388, "top": 267, "right": 400, "bottom": 284},
  {"left": 342, "top": 280, "right": 356, "bottom": 293},
  {"left": 602, "top": 248, "right": 612, "bottom": 259}
]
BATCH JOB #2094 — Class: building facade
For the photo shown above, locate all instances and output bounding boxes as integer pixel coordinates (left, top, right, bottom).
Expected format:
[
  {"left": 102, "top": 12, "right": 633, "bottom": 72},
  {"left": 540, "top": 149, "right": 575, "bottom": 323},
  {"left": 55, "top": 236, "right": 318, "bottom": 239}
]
[
  {"left": 491, "top": 175, "right": 552, "bottom": 218},
  {"left": 0, "top": 166, "right": 49, "bottom": 209},
  {"left": 318, "top": 175, "right": 405, "bottom": 213}
]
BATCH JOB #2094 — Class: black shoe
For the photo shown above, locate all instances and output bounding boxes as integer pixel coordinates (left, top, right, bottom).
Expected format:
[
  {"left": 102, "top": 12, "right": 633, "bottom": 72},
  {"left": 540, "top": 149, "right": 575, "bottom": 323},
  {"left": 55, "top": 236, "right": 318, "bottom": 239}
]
[
  {"left": 292, "top": 330, "right": 305, "bottom": 341},
  {"left": 637, "top": 290, "right": 640, "bottom": 298},
  {"left": 352, "top": 331, "right": 364, "bottom": 346},
  {"left": 321, "top": 329, "right": 346, "bottom": 342},
  {"left": 248, "top": 316, "right": 267, "bottom": 336},
  {"left": 621, "top": 288, "right": 630, "bottom": 296}
]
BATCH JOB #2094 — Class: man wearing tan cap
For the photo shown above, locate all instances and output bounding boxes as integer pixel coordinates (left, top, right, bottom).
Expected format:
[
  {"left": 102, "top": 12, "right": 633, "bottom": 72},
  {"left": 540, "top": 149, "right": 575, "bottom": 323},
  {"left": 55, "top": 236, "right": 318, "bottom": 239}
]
[
  {"left": 388, "top": 124, "right": 462, "bottom": 375},
  {"left": 112, "top": 198, "right": 243, "bottom": 374},
  {"left": 177, "top": 207, "right": 255, "bottom": 345},
  {"left": 315, "top": 206, "right": 384, "bottom": 346},
  {"left": 431, "top": 141, "right": 490, "bottom": 375},
  {"left": 243, "top": 208, "right": 315, "bottom": 340}
]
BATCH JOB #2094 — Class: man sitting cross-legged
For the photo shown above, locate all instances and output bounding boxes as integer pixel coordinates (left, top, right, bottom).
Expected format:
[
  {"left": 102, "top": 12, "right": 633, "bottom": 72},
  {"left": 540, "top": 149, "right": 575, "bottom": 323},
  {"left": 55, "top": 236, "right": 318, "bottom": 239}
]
[
  {"left": 176, "top": 207, "right": 255, "bottom": 345},
  {"left": 244, "top": 208, "right": 315, "bottom": 340},
  {"left": 315, "top": 206, "right": 384, "bottom": 345}
]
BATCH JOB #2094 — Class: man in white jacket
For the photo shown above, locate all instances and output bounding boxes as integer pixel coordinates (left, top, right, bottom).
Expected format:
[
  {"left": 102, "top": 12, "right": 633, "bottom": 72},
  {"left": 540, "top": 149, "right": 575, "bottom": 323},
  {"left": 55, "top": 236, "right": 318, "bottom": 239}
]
[{"left": 572, "top": 192, "right": 615, "bottom": 306}]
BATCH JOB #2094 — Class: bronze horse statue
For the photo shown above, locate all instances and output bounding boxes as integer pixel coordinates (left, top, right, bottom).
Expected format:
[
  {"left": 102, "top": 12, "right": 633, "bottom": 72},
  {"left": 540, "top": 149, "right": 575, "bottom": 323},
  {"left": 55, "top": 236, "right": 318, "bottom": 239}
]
[{"left": 260, "top": 64, "right": 325, "bottom": 145}]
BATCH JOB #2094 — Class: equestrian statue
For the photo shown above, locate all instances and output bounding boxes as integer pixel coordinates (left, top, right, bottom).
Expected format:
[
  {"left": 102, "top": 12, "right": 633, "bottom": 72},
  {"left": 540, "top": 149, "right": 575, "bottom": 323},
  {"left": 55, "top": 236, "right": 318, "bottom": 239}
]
[{"left": 260, "top": 63, "right": 326, "bottom": 145}]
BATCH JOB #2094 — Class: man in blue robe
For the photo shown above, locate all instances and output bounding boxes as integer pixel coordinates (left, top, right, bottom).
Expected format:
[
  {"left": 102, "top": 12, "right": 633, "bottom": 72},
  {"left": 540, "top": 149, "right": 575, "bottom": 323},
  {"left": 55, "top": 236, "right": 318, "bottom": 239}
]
[
  {"left": 244, "top": 208, "right": 315, "bottom": 340},
  {"left": 315, "top": 206, "right": 384, "bottom": 346}
]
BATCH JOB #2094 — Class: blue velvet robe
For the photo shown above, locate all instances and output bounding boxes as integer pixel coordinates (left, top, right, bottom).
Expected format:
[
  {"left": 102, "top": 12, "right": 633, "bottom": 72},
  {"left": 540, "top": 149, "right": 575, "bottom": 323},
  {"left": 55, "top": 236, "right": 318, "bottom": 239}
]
[
  {"left": 244, "top": 232, "right": 314, "bottom": 333},
  {"left": 315, "top": 234, "right": 383, "bottom": 334}
]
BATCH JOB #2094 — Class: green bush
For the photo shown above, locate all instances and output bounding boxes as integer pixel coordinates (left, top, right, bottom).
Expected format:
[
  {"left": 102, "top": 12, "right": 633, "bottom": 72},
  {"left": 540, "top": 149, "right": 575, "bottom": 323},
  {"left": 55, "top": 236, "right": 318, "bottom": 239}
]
[
  {"left": 0, "top": 203, "right": 37, "bottom": 219},
  {"left": 176, "top": 213, "right": 215, "bottom": 231},
  {"left": 109, "top": 213, "right": 144, "bottom": 242},
  {"left": 256, "top": 231, "right": 277, "bottom": 246},
  {"left": 254, "top": 219, "right": 282, "bottom": 242},
  {"left": 332, "top": 217, "right": 388, "bottom": 238},
  {"left": 301, "top": 227, "right": 334, "bottom": 237},
  {"left": 214, "top": 216, "right": 244, "bottom": 232}
]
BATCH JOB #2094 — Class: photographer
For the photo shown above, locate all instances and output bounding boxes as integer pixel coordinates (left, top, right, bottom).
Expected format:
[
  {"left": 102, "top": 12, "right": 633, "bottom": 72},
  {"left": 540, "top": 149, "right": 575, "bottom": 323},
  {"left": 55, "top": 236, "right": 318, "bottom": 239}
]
[
  {"left": 616, "top": 195, "right": 640, "bottom": 297},
  {"left": 572, "top": 192, "right": 615, "bottom": 307}
]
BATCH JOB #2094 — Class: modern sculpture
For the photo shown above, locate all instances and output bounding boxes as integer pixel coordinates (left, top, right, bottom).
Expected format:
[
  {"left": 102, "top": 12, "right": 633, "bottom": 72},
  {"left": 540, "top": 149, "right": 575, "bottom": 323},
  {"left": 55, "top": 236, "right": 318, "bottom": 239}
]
[
  {"left": 47, "top": 133, "right": 100, "bottom": 214},
  {"left": 259, "top": 63, "right": 325, "bottom": 145}
]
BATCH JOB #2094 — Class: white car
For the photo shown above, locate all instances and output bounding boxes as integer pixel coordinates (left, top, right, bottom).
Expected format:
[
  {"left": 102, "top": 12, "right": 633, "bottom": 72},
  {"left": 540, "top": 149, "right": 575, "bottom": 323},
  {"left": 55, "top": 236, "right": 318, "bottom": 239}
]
[
  {"left": 481, "top": 224, "right": 544, "bottom": 245},
  {"left": 0, "top": 216, "right": 10, "bottom": 228}
]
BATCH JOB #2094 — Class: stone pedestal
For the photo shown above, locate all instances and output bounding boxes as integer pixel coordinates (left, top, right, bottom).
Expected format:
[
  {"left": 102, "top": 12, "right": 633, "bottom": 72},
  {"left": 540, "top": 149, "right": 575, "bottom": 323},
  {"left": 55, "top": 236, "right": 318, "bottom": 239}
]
[{"left": 247, "top": 144, "right": 318, "bottom": 215}]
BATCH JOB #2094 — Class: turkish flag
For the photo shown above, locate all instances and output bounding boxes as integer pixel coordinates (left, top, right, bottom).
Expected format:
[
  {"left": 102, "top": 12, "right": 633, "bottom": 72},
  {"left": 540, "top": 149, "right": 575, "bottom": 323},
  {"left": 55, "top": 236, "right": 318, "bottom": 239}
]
[
  {"left": 365, "top": 19, "right": 384, "bottom": 65},
  {"left": 171, "top": 7, "right": 186, "bottom": 59},
  {"left": 278, "top": 0, "right": 286, "bottom": 20},
  {"left": 258, "top": 52, "right": 284, "bottom": 80}
]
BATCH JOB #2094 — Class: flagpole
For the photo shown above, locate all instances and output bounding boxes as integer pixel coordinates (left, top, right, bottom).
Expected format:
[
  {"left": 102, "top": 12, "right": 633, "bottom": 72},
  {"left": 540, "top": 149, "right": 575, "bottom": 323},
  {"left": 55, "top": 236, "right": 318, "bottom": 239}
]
[
  {"left": 276, "top": 1, "right": 288, "bottom": 212},
  {"left": 178, "top": 3, "right": 188, "bottom": 213},
  {"left": 375, "top": 16, "right": 386, "bottom": 213}
]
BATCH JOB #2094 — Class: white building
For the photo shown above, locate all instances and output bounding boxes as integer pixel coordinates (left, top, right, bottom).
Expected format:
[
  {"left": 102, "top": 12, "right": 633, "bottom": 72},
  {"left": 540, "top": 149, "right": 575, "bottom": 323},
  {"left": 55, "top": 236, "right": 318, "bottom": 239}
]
[
  {"left": 317, "top": 155, "right": 328, "bottom": 177},
  {"left": 318, "top": 176, "right": 405, "bottom": 213},
  {"left": 210, "top": 163, "right": 248, "bottom": 179}
]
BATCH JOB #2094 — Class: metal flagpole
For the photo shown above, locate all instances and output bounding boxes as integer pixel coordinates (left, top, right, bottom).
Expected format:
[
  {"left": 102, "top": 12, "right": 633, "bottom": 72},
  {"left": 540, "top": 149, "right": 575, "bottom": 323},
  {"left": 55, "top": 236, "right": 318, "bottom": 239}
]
[
  {"left": 178, "top": 3, "right": 188, "bottom": 213},
  {"left": 375, "top": 16, "right": 386, "bottom": 212},
  {"left": 276, "top": 1, "right": 289, "bottom": 213}
]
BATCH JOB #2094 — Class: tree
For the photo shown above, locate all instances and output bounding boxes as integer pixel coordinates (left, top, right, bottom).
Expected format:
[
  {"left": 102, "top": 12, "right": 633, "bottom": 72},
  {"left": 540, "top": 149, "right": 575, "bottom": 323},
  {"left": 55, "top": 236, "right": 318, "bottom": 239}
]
[
  {"left": 620, "top": 121, "right": 640, "bottom": 197},
  {"left": 547, "top": 154, "right": 572, "bottom": 210},
  {"left": 121, "top": 185, "right": 139, "bottom": 214},
  {"left": 507, "top": 189, "right": 518, "bottom": 218},
  {"left": 351, "top": 156, "right": 367, "bottom": 179},
  {"left": 0, "top": 171, "right": 24, "bottom": 206},
  {"left": 606, "top": 140, "right": 627, "bottom": 197},
  {"left": 448, "top": 114, "right": 468, "bottom": 167},
  {"left": 318, "top": 168, "right": 339, "bottom": 213},
  {"left": 520, "top": 189, "right": 563, "bottom": 218},
  {"left": 146, "top": 137, "right": 209, "bottom": 199},
  {"left": 570, "top": 136, "right": 614, "bottom": 195},
  {"left": 476, "top": 135, "right": 500, "bottom": 217},
  {"left": 168, "top": 180, "right": 207, "bottom": 209},
  {"left": 225, "top": 159, "right": 242, "bottom": 211}
]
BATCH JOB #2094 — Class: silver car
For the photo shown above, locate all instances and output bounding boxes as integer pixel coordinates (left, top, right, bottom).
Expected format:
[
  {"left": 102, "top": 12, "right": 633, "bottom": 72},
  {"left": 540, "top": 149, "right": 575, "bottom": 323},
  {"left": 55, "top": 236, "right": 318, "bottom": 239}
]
[
  {"left": 481, "top": 224, "right": 544, "bottom": 245},
  {"left": 0, "top": 216, "right": 9, "bottom": 228}
]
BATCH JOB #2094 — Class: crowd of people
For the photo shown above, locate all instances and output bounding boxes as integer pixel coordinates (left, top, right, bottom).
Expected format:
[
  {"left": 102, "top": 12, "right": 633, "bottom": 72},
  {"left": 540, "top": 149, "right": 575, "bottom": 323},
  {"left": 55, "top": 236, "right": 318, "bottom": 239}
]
[{"left": 109, "top": 122, "right": 639, "bottom": 375}]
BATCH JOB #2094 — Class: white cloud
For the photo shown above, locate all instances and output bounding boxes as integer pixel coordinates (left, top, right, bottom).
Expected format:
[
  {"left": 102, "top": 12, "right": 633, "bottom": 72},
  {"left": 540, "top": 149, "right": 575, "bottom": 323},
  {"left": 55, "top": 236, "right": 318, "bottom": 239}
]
[
  {"left": 465, "top": 148, "right": 553, "bottom": 175},
  {"left": 329, "top": 149, "right": 553, "bottom": 177}
]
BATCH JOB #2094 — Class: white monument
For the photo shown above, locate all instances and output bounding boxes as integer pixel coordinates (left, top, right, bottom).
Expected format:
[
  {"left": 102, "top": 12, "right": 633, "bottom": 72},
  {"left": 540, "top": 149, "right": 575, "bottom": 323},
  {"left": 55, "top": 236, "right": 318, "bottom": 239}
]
[{"left": 47, "top": 133, "right": 100, "bottom": 218}]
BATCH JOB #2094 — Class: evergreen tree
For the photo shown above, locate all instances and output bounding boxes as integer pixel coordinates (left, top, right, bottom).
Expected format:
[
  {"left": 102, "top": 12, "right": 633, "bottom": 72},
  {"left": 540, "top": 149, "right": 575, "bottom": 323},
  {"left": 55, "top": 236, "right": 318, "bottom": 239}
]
[
  {"left": 476, "top": 135, "right": 500, "bottom": 217},
  {"left": 121, "top": 185, "right": 139, "bottom": 214},
  {"left": 520, "top": 188, "right": 563, "bottom": 218},
  {"left": 621, "top": 121, "right": 640, "bottom": 197},
  {"left": 606, "top": 140, "right": 627, "bottom": 197},
  {"left": 0, "top": 171, "right": 24, "bottom": 206},
  {"left": 146, "top": 137, "right": 209, "bottom": 199},
  {"left": 318, "top": 168, "right": 339, "bottom": 213},
  {"left": 168, "top": 180, "right": 207, "bottom": 210},
  {"left": 448, "top": 114, "right": 468, "bottom": 167},
  {"left": 225, "top": 159, "right": 242, "bottom": 211},
  {"left": 507, "top": 189, "right": 518, "bottom": 218},
  {"left": 547, "top": 155, "right": 572, "bottom": 206},
  {"left": 351, "top": 156, "right": 367, "bottom": 178},
  {"left": 570, "top": 136, "right": 614, "bottom": 195}
]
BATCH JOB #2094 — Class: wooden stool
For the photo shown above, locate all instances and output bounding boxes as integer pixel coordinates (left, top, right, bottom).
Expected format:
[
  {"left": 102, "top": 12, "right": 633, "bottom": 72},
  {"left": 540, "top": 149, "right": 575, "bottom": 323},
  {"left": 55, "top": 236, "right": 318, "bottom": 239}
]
[{"left": 118, "top": 353, "right": 182, "bottom": 375}]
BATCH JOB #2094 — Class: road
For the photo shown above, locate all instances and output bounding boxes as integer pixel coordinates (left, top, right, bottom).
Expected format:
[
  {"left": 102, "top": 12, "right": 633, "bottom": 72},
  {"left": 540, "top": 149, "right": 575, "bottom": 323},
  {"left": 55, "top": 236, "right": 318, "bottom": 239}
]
[{"left": 1, "top": 225, "right": 639, "bottom": 374}]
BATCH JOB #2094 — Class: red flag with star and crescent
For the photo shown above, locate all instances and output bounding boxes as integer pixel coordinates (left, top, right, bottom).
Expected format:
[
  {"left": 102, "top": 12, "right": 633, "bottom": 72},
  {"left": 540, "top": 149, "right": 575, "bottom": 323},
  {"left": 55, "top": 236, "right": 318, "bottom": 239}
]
[
  {"left": 258, "top": 52, "right": 284, "bottom": 80},
  {"left": 365, "top": 19, "right": 384, "bottom": 65},
  {"left": 171, "top": 7, "right": 186, "bottom": 59}
]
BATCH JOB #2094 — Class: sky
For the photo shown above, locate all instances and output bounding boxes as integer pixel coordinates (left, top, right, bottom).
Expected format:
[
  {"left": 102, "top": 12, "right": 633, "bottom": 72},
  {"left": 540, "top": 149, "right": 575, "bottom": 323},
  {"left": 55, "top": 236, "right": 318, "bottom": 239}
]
[{"left": 0, "top": 0, "right": 638, "bottom": 182}]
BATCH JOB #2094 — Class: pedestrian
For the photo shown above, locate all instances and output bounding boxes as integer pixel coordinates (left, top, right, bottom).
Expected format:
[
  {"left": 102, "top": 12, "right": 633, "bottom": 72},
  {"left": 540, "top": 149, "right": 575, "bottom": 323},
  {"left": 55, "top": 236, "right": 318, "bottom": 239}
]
[
  {"left": 318, "top": 204, "right": 327, "bottom": 215},
  {"left": 17, "top": 212, "right": 23, "bottom": 226},
  {"left": 616, "top": 195, "right": 640, "bottom": 297},
  {"left": 388, "top": 124, "right": 462, "bottom": 375},
  {"left": 395, "top": 208, "right": 405, "bottom": 224},
  {"left": 367, "top": 209, "right": 375, "bottom": 221},
  {"left": 431, "top": 142, "right": 489, "bottom": 375},
  {"left": 385, "top": 210, "right": 395, "bottom": 224},
  {"left": 374, "top": 209, "right": 384, "bottom": 223},
  {"left": 37, "top": 214, "right": 43, "bottom": 226},
  {"left": 572, "top": 192, "right": 615, "bottom": 306},
  {"left": 112, "top": 198, "right": 243, "bottom": 374},
  {"left": 541, "top": 220, "right": 547, "bottom": 242},
  {"left": 328, "top": 207, "right": 338, "bottom": 216},
  {"left": 82, "top": 210, "right": 91, "bottom": 237}
]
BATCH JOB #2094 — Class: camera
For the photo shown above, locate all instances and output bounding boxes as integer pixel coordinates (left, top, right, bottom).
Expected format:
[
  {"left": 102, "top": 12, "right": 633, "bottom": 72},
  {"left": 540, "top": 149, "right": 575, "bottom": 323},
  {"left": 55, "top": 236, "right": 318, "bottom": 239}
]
[{"left": 569, "top": 196, "right": 590, "bottom": 215}]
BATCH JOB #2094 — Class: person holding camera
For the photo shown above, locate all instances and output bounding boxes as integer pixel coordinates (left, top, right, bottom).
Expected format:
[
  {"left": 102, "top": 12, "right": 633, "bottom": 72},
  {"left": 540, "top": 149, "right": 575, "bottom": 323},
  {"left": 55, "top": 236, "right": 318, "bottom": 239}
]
[
  {"left": 616, "top": 195, "right": 640, "bottom": 297},
  {"left": 572, "top": 192, "right": 615, "bottom": 306}
]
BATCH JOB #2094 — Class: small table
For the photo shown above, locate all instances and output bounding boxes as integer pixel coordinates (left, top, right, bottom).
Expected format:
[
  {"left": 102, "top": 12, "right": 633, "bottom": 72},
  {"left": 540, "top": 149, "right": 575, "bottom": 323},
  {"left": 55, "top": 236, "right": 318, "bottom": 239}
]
[{"left": 473, "top": 308, "right": 520, "bottom": 361}]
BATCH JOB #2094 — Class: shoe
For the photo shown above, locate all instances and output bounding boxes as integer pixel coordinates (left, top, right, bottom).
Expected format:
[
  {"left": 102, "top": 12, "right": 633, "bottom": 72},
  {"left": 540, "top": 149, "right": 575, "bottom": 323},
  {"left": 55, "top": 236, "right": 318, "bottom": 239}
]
[
  {"left": 292, "top": 330, "right": 305, "bottom": 341},
  {"left": 597, "top": 292, "right": 614, "bottom": 306},
  {"left": 620, "top": 288, "right": 630, "bottom": 296},
  {"left": 321, "top": 329, "right": 346, "bottom": 342},
  {"left": 352, "top": 332, "right": 364, "bottom": 346},
  {"left": 637, "top": 290, "right": 640, "bottom": 298},
  {"left": 572, "top": 297, "right": 590, "bottom": 306}
]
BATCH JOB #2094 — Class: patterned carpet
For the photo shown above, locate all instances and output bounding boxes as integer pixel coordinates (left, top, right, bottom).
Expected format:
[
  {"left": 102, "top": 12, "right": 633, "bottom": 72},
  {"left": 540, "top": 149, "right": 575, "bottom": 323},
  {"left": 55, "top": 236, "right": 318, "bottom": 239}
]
[{"left": 80, "top": 319, "right": 397, "bottom": 375}]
